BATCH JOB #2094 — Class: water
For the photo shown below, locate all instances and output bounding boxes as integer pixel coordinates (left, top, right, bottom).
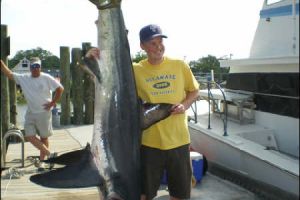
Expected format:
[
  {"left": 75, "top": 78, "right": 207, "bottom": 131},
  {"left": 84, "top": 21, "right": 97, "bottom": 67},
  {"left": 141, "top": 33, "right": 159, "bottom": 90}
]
[
  {"left": 16, "top": 104, "right": 27, "bottom": 129},
  {"left": 16, "top": 103, "right": 63, "bottom": 129}
]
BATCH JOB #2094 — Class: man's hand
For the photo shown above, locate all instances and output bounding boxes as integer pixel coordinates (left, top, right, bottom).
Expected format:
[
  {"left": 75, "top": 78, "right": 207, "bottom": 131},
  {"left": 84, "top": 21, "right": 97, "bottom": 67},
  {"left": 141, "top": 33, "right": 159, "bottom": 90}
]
[
  {"left": 170, "top": 90, "right": 199, "bottom": 115},
  {"left": 171, "top": 103, "right": 186, "bottom": 115},
  {"left": 43, "top": 101, "right": 56, "bottom": 111},
  {"left": 44, "top": 86, "right": 64, "bottom": 111},
  {"left": 85, "top": 48, "right": 100, "bottom": 60},
  {"left": 1, "top": 59, "right": 14, "bottom": 80}
]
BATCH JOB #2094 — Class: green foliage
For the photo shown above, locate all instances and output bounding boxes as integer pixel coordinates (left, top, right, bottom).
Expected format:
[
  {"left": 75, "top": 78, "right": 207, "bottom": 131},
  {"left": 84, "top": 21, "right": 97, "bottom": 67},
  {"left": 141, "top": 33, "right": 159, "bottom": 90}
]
[
  {"left": 189, "top": 55, "right": 230, "bottom": 83},
  {"left": 44, "top": 55, "right": 60, "bottom": 69},
  {"left": 132, "top": 51, "right": 147, "bottom": 63},
  {"left": 8, "top": 47, "right": 60, "bottom": 70},
  {"left": 8, "top": 47, "right": 229, "bottom": 82},
  {"left": 16, "top": 89, "right": 27, "bottom": 104},
  {"left": 189, "top": 55, "right": 229, "bottom": 75}
]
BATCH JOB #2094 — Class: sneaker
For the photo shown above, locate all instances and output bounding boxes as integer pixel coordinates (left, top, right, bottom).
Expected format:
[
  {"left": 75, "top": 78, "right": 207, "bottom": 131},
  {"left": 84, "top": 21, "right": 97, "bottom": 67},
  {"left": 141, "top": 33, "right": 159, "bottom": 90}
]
[
  {"left": 48, "top": 152, "right": 58, "bottom": 170},
  {"left": 49, "top": 152, "right": 58, "bottom": 159},
  {"left": 33, "top": 158, "right": 41, "bottom": 168},
  {"left": 37, "top": 162, "right": 46, "bottom": 172}
]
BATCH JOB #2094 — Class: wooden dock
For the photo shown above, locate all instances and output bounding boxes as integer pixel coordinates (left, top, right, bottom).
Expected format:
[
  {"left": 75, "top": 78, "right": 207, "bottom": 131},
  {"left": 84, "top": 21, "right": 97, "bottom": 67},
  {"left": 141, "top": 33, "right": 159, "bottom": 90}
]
[
  {"left": 1, "top": 125, "right": 261, "bottom": 200},
  {"left": 1, "top": 128, "right": 100, "bottom": 200}
]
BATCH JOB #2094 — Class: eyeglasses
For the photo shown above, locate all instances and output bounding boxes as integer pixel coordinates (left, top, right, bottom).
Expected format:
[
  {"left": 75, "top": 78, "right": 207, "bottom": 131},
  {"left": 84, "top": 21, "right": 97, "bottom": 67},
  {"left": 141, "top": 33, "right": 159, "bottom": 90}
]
[{"left": 30, "top": 64, "right": 41, "bottom": 69}]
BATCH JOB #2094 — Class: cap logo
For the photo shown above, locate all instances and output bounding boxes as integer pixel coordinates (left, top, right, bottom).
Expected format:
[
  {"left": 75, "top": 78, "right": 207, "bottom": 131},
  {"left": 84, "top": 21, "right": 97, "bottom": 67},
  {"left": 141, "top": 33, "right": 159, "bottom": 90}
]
[{"left": 150, "top": 25, "right": 158, "bottom": 33}]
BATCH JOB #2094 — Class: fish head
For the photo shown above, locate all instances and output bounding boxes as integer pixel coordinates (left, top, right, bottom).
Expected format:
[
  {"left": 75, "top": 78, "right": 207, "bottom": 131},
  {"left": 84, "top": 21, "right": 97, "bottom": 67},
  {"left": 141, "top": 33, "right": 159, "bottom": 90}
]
[{"left": 140, "top": 101, "right": 173, "bottom": 130}]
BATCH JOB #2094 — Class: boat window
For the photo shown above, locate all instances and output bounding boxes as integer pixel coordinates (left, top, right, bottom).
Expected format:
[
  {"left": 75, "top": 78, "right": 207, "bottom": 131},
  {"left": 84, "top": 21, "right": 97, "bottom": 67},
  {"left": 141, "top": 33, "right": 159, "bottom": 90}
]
[{"left": 267, "top": 0, "right": 282, "bottom": 5}]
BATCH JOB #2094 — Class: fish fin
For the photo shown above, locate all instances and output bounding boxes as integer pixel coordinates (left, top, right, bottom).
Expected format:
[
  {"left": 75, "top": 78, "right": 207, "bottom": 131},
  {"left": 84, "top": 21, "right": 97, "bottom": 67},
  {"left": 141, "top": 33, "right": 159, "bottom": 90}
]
[
  {"left": 140, "top": 100, "right": 173, "bottom": 130},
  {"left": 43, "top": 143, "right": 90, "bottom": 165},
  {"left": 30, "top": 145, "right": 103, "bottom": 188}
]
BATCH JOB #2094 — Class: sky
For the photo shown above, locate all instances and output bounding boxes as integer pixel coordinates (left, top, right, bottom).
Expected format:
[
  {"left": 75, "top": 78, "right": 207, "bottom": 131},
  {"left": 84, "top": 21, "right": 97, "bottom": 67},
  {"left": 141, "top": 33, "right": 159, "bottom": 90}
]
[{"left": 1, "top": 0, "right": 263, "bottom": 61}]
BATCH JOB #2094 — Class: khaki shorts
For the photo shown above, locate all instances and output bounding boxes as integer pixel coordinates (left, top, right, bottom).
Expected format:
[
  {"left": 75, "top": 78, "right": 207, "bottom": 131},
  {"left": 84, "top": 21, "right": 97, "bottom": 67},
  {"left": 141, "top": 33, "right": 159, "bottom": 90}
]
[
  {"left": 141, "top": 144, "right": 192, "bottom": 199},
  {"left": 24, "top": 110, "right": 53, "bottom": 138}
]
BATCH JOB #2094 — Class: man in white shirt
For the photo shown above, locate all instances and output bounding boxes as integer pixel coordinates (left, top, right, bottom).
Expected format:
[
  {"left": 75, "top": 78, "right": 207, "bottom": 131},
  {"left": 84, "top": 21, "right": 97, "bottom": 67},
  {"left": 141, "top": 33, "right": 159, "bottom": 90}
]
[{"left": 1, "top": 58, "right": 64, "bottom": 169}]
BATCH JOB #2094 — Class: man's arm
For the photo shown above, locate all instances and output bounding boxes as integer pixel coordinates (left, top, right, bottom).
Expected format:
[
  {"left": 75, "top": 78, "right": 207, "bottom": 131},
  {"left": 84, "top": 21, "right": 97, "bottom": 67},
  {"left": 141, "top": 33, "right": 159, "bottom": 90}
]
[
  {"left": 171, "top": 89, "right": 199, "bottom": 114},
  {"left": 43, "top": 86, "right": 64, "bottom": 111},
  {"left": 1, "top": 60, "right": 14, "bottom": 80},
  {"left": 182, "top": 89, "right": 199, "bottom": 109},
  {"left": 52, "top": 86, "right": 64, "bottom": 106}
]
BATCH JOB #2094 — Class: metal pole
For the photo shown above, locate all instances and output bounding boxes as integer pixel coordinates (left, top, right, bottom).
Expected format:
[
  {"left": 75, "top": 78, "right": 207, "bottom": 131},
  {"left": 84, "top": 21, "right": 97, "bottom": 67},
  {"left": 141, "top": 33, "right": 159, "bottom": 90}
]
[
  {"left": 215, "top": 83, "right": 228, "bottom": 136},
  {"left": 207, "top": 81, "right": 211, "bottom": 129},
  {"left": 194, "top": 101, "right": 198, "bottom": 123},
  {"left": 2, "top": 129, "right": 25, "bottom": 168}
]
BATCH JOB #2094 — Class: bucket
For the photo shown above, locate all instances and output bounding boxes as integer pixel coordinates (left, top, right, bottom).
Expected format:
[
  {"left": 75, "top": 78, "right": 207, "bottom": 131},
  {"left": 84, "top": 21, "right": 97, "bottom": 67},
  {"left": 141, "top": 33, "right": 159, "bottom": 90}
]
[{"left": 52, "top": 107, "right": 60, "bottom": 127}]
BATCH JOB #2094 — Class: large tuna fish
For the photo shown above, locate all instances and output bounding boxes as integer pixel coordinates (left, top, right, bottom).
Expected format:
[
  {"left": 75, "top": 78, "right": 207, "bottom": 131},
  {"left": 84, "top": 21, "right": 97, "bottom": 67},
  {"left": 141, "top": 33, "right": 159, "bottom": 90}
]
[{"left": 30, "top": 1, "right": 173, "bottom": 200}]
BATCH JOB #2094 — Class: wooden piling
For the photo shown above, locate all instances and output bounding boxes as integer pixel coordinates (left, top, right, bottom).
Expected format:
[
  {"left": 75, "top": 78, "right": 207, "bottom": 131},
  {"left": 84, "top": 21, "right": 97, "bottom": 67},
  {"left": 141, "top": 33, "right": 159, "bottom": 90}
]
[
  {"left": 9, "top": 80, "right": 17, "bottom": 126},
  {"left": 1, "top": 24, "right": 10, "bottom": 167},
  {"left": 70, "top": 48, "right": 84, "bottom": 125},
  {"left": 82, "top": 43, "right": 94, "bottom": 124},
  {"left": 60, "top": 46, "right": 71, "bottom": 125}
]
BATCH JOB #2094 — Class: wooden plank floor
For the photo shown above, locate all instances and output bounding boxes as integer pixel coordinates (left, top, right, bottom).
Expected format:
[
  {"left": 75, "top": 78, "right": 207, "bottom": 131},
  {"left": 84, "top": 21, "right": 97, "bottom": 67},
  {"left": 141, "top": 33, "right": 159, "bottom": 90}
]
[
  {"left": 1, "top": 128, "right": 100, "bottom": 200},
  {"left": 1, "top": 125, "right": 261, "bottom": 200}
]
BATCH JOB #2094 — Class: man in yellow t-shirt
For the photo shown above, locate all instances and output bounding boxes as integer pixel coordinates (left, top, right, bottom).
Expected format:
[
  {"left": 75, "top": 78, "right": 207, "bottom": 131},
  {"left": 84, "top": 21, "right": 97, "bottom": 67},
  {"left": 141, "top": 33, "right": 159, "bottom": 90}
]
[
  {"left": 85, "top": 24, "right": 199, "bottom": 200},
  {"left": 134, "top": 57, "right": 199, "bottom": 150},
  {"left": 136, "top": 24, "right": 199, "bottom": 200}
]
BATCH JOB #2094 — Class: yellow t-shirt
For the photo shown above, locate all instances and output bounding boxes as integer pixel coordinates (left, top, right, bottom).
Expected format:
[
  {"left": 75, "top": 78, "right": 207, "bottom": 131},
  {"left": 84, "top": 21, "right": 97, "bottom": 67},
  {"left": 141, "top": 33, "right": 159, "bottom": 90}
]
[{"left": 133, "top": 57, "right": 199, "bottom": 150}]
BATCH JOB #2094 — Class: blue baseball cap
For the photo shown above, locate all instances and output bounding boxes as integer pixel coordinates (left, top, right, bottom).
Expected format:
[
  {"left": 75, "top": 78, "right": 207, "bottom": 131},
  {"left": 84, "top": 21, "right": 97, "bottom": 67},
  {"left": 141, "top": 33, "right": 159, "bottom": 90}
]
[{"left": 139, "top": 24, "right": 167, "bottom": 43}]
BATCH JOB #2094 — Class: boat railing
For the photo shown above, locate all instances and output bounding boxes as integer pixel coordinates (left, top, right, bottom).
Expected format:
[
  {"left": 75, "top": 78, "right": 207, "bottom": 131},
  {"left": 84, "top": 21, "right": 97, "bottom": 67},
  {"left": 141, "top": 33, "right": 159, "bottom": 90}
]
[
  {"left": 189, "top": 79, "right": 228, "bottom": 136},
  {"left": 208, "top": 81, "right": 228, "bottom": 136}
]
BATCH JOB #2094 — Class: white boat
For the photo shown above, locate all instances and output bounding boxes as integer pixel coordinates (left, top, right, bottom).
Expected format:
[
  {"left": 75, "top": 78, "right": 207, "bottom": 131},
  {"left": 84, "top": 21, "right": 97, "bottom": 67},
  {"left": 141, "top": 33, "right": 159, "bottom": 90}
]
[{"left": 188, "top": 0, "right": 299, "bottom": 199}]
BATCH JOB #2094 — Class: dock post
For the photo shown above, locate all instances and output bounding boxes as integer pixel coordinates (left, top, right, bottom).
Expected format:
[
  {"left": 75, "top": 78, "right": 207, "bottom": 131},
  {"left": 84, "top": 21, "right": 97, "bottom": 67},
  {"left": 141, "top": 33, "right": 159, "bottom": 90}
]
[
  {"left": 60, "top": 46, "right": 71, "bottom": 125},
  {"left": 71, "top": 48, "right": 84, "bottom": 124},
  {"left": 1, "top": 24, "right": 11, "bottom": 166},
  {"left": 9, "top": 80, "right": 18, "bottom": 142},
  {"left": 9, "top": 80, "right": 17, "bottom": 126},
  {"left": 82, "top": 42, "right": 94, "bottom": 124}
]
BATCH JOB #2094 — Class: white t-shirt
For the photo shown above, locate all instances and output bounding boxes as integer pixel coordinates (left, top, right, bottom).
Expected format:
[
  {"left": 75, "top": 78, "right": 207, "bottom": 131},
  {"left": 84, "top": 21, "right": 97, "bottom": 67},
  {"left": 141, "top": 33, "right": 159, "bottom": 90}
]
[{"left": 13, "top": 72, "right": 63, "bottom": 113}]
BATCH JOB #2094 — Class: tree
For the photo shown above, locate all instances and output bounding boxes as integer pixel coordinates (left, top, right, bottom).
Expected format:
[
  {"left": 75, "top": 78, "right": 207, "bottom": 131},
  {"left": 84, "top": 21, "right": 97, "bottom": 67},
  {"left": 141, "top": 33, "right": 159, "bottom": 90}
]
[
  {"left": 132, "top": 51, "right": 147, "bottom": 63},
  {"left": 189, "top": 55, "right": 229, "bottom": 82},
  {"left": 8, "top": 47, "right": 60, "bottom": 69},
  {"left": 189, "top": 55, "right": 218, "bottom": 73}
]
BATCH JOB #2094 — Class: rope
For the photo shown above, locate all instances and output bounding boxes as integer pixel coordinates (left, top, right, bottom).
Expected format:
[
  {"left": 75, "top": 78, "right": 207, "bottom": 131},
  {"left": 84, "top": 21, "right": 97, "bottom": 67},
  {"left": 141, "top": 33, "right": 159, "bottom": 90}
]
[
  {"left": 2, "top": 167, "right": 24, "bottom": 198},
  {"left": 3, "top": 171, "right": 13, "bottom": 197},
  {"left": 1, "top": 156, "right": 40, "bottom": 198},
  {"left": 1, "top": 149, "right": 81, "bottom": 198}
]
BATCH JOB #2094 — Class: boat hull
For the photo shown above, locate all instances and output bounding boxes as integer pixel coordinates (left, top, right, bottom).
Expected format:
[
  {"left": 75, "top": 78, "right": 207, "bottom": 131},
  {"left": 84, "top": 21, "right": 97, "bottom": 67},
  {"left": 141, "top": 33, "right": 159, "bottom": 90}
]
[{"left": 189, "top": 120, "right": 299, "bottom": 199}]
